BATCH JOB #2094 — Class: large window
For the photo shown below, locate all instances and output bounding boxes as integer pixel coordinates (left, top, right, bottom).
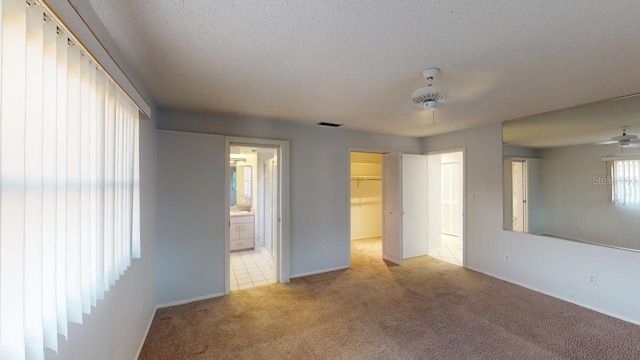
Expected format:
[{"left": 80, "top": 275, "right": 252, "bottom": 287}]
[
  {"left": 0, "top": 0, "right": 140, "bottom": 359},
  {"left": 610, "top": 159, "right": 640, "bottom": 205}
]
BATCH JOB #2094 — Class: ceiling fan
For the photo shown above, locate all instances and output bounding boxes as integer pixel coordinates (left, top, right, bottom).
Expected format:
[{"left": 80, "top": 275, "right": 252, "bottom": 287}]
[
  {"left": 597, "top": 126, "right": 640, "bottom": 148},
  {"left": 410, "top": 68, "right": 453, "bottom": 125}
]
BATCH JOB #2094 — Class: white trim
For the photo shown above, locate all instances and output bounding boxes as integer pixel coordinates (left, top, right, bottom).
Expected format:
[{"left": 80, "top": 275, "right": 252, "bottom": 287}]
[
  {"left": 466, "top": 266, "right": 640, "bottom": 327},
  {"left": 156, "top": 292, "right": 226, "bottom": 309},
  {"left": 289, "top": 266, "right": 350, "bottom": 279},
  {"left": 135, "top": 306, "right": 157, "bottom": 360},
  {"left": 224, "top": 141, "right": 231, "bottom": 294}
]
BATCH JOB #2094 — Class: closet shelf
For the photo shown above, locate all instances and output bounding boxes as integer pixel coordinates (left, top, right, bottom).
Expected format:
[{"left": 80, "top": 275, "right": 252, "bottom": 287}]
[{"left": 351, "top": 175, "right": 382, "bottom": 185}]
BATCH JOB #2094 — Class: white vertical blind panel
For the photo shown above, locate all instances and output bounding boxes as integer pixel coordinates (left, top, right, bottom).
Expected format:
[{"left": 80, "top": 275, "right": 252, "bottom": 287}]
[
  {"left": 66, "top": 41, "right": 83, "bottom": 324},
  {"left": 105, "top": 80, "right": 116, "bottom": 286},
  {"left": 114, "top": 94, "right": 122, "bottom": 278},
  {"left": 127, "top": 107, "right": 134, "bottom": 264},
  {"left": 382, "top": 153, "right": 402, "bottom": 265},
  {"left": 123, "top": 110, "right": 131, "bottom": 267},
  {"left": 96, "top": 70, "right": 106, "bottom": 299},
  {"left": 24, "top": 3, "right": 45, "bottom": 359},
  {"left": 80, "top": 52, "right": 92, "bottom": 314},
  {"left": 89, "top": 59, "right": 98, "bottom": 307},
  {"left": 41, "top": 14, "right": 59, "bottom": 352},
  {"left": 55, "top": 25, "right": 69, "bottom": 339},
  {"left": 0, "top": 0, "right": 26, "bottom": 358},
  {"left": 132, "top": 111, "right": 141, "bottom": 258}
]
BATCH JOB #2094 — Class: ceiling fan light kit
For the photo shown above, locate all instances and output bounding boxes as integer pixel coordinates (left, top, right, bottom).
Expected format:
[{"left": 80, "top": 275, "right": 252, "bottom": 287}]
[
  {"left": 411, "top": 68, "right": 448, "bottom": 110},
  {"left": 411, "top": 68, "right": 451, "bottom": 125}
]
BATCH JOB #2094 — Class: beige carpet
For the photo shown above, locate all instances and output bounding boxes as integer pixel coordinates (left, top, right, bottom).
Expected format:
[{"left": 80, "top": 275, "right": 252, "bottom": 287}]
[{"left": 140, "top": 238, "right": 640, "bottom": 359}]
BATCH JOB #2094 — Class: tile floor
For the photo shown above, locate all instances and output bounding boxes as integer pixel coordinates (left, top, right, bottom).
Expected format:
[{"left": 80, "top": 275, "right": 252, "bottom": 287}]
[
  {"left": 429, "top": 234, "right": 463, "bottom": 266},
  {"left": 230, "top": 249, "right": 276, "bottom": 291}
]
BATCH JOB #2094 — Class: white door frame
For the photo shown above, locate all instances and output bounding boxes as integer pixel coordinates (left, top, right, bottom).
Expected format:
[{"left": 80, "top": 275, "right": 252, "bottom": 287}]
[
  {"left": 425, "top": 147, "right": 467, "bottom": 268},
  {"left": 225, "top": 137, "right": 290, "bottom": 294}
]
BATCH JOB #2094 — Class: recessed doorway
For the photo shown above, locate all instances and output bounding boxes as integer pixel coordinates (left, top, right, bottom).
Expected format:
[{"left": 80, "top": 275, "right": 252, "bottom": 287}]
[
  {"left": 226, "top": 138, "right": 289, "bottom": 293},
  {"left": 349, "top": 151, "right": 384, "bottom": 263},
  {"left": 427, "top": 150, "right": 465, "bottom": 266}
]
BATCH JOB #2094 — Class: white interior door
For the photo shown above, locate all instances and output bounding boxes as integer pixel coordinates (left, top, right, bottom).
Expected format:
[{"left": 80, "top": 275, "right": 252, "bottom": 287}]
[
  {"left": 382, "top": 153, "right": 402, "bottom": 265},
  {"left": 270, "top": 158, "right": 278, "bottom": 257},
  {"left": 441, "top": 163, "right": 455, "bottom": 235},
  {"left": 512, "top": 160, "right": 526, "bottom": 232},
  {"left": 264, "top": 159, "right": 274, "bottom": 257},
  {"left": 402, "top": 154, "right": 429, "bottom": 259},
  {"left": 427, "top": 155, "right": 442, "bottom": 254},
  {"left": 441, "top": 161, "right": 462, "bottom": 237}
]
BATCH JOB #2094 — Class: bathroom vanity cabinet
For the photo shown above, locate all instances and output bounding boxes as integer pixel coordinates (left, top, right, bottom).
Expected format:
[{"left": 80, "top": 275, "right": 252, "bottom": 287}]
[{"left": 230, "top": 214, "right": 255, "bottom": 251}]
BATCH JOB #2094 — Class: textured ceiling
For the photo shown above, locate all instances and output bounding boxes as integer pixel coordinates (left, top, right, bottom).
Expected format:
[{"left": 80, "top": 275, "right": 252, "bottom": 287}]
[{"left": 89, "top": 0, "right": 640, "bottom": 137}]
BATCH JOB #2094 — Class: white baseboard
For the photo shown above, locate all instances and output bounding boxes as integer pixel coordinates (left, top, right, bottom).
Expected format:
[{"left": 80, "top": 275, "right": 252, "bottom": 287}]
[
  {"left": 157, "top": 292, "right": 226, "bottom": 309},
  {"left": 135, "top": 306, "right": 157, "bottom": 360},
  {"left": 289, "top": 265, "right": 349, "bottom": 279},
  {"left": 466, "top": 265, "right": 640, "bottom": 327}
]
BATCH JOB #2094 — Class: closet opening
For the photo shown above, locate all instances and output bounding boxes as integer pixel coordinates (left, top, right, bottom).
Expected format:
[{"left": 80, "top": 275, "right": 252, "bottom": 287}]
[
  {"left": 227, "top": 140, "right": 287, "bottom": 292},
  {"left": 349, "top": 151, "right": 384, "bottom": 264}
]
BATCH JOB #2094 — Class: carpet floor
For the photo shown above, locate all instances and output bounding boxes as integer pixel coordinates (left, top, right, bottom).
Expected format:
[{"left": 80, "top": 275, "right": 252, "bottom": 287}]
[{"left": 140, "top": 238, "right": 640, "bottom": 359}]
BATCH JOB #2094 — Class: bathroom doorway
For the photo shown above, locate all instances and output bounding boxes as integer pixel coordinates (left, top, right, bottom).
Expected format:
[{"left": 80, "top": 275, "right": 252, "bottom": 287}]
[
  {"left": 226, "top": 138, "right": 289, "bottom": 293},
  {"left": 426, "top": 150, "right": 465, "bottom": 266}
]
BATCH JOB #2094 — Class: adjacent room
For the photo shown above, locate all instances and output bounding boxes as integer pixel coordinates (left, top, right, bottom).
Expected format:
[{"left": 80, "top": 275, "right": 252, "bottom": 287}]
[{"left": 1, "top": 1, "right": 640, "bottom": 359}]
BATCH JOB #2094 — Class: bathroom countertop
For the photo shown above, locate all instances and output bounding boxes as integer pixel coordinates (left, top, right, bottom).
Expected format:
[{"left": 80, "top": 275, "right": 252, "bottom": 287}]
[{"left": 230, "top": 210, "right": 253, "bottom": 217}]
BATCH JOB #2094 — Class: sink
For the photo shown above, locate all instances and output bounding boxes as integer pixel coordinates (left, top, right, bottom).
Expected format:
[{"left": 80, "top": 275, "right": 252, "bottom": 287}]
[
  {"left": 230, "top": 210, "right": 252, "bottom": 217},
  {"left": 236, "top": 204, "right": 252, "bottom": 211}
]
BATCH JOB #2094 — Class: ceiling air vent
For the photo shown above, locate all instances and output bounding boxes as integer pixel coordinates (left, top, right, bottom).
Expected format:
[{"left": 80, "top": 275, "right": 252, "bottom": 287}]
[{"left": 317, "top": 122, "right": 342, "bottom": 128}]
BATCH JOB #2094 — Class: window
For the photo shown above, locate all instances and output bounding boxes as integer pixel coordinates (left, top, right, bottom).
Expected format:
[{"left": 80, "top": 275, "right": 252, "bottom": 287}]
[
  {"left": 0, "top": 0, "right": 140, "bottom": 359},
  {"left": 610, "top": 160, "right": 640, "bottom": 205}
]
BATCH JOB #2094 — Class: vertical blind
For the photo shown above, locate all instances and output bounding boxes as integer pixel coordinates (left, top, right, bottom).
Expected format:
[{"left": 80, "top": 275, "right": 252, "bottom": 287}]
[
  {"left": 613, "top": 160, "right": 640, "bottom": 205},
  {"left": 0, "top": 0, "right": 141, "bottom": 359}
]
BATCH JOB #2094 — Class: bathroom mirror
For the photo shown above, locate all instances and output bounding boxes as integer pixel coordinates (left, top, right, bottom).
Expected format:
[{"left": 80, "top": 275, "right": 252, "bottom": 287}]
[
  {"left": 502, "top": 94, "right": 640, "bottom": 252},
  {"left": 231, "top": 165, "right": 252, "bottom": 207}
]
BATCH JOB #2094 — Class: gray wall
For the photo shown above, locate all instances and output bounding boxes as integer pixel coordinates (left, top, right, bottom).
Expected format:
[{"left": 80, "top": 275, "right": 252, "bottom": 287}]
[
  {"left": 155, "top": 108, "right": 421, "bottom": 303},
  {"left": 503, "top": 145, "right": 540, "bottom": 158},
  {"left": 50, "top": 114, "right": 157, "bottom": 360},
  {"left": 539, "top": 143, "right": 640, "bottom": 249},
  {"left": 156, "top": 131, "right": 226, "bottom": 304},
  {"left": 422, "top": 123, "right": 640, "bottom": 325}
]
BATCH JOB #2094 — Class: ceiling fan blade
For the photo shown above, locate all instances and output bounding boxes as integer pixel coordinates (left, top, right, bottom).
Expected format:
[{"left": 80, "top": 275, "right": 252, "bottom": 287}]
[
  {"left": 595, "top": 140, "right": 618, "bottom": 145},
  {"left": 404, "top": 101, "right": 423, "bottom": 111},
  {"left": 439, "top": 97, "right": 455, "bottom": 105}
]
